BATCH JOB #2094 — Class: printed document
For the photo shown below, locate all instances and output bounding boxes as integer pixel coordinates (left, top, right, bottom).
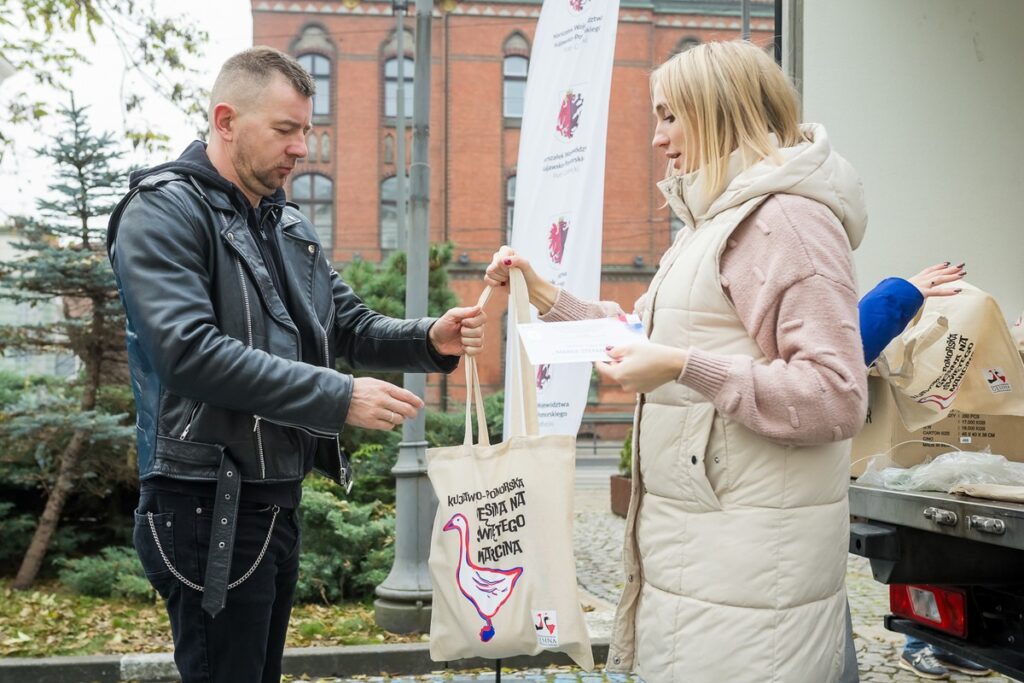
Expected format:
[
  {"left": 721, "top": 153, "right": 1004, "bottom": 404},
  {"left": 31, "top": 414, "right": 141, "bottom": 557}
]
[{"left": 517, "top": 315, "right": 647, "bottom": 365}]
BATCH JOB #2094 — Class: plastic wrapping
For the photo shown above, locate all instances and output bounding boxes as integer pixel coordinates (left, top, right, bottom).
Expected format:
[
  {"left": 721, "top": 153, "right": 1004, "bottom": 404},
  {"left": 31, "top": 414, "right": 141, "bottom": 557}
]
[{"left": 856, "top": 448, "right": 1024, "bottom": 493}]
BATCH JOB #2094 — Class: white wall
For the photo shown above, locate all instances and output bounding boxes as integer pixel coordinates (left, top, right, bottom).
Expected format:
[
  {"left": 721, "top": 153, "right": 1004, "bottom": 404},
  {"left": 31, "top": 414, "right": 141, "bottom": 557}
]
[{"left": 798, "top": 0, "right": 1024, "bottom": 320}]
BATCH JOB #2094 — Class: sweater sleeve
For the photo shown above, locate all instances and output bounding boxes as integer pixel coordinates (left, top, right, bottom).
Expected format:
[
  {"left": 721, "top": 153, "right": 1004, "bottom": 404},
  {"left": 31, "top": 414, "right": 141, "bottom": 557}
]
[
  {"left": 858, "top": 277, "right": 924, "bottom": 365},
  {"left": 677, "top": 195, "right": 868, "bottom": 446},
  {"left": 538, "top": 287, "right": 624, "bottom": 322}
]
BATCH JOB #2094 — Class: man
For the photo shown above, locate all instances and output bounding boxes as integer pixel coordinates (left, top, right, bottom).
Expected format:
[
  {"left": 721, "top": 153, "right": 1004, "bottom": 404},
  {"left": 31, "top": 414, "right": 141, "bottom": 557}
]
[{"left": 106, "top": 47, "right": 485, "bottom": 683}]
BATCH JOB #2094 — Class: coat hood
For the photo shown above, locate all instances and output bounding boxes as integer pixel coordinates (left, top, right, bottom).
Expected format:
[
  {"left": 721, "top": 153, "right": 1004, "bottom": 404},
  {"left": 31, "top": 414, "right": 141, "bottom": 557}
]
[
  {"left": 128, "top": 140, "right": 286, "bottom": 216},
  {"left": 658, "top": 123, "right": 867, "bottom": 250}
]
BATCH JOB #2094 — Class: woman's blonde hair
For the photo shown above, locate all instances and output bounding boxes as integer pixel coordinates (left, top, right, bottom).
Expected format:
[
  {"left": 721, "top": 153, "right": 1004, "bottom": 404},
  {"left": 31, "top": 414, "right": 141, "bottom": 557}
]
[{"left": 651, "top": 40, "right": 804, "bottom": 197}]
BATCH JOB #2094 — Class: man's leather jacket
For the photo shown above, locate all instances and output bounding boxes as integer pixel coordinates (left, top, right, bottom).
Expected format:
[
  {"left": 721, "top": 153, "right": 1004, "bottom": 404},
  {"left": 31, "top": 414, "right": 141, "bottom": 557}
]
[{"left": 106, "top": 156, "right": 458, "bottom": 491}]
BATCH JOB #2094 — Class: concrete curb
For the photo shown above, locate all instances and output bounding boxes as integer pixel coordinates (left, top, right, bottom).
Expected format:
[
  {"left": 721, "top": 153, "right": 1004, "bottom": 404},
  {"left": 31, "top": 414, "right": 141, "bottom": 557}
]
[{"left": 0, "top": 639, "right": 611, "bottom": 682}]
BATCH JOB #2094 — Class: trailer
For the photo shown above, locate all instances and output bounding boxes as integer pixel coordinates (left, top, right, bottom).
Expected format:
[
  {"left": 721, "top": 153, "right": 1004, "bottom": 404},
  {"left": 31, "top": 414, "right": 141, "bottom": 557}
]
[{"left": 850, "top": 485, "right": 1024, "bottom": 678}]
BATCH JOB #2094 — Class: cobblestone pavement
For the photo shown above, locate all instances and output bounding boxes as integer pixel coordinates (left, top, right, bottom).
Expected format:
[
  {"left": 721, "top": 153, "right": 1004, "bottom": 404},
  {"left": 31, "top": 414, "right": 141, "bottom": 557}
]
[
  {"left": 315, "top": 448, "right": 1019, "bottom": 683},
  {"left": 296, "top": 670, "right": 639, "bottom": 682}
]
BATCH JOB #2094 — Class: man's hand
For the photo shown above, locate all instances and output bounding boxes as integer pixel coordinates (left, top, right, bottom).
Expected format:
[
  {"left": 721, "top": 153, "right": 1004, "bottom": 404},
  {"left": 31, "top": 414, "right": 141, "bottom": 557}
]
[
  {"left": 429, "top": 305, "right": 487, "bottom": 357},
  {"left": 345, "top": 377, "right": 425, "bottom": 430},
  {"left": 595, "top": 343, "right": 689, "bottom": 394}
]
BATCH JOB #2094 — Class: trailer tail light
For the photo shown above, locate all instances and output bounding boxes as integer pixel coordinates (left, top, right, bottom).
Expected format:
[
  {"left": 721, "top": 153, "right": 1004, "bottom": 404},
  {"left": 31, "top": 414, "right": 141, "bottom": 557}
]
[{"left": 890, "top": 584, "right": 968, "bottom": 638}]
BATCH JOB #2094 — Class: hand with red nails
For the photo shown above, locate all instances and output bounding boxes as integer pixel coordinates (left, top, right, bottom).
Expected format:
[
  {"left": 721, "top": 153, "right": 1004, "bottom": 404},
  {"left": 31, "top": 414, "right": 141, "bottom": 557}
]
[
  {"left": 595, "top": 342, "right": 690, "bottom": 394},
  {"left": 484, "top": 245, "right": 560, "bottom": 314},
  {"left": 907, "top": 261, "right": 966, "bottom": 298}
]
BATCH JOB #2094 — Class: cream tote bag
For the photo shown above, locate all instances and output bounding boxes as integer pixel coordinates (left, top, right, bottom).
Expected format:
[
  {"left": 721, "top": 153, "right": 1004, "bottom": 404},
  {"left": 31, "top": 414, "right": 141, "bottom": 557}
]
[
  {"left": 877, "top": 283, "right": 1024, "bottom": 431},
  {"left": 426, "top": 270, "right": 594, "bottom": 670}
]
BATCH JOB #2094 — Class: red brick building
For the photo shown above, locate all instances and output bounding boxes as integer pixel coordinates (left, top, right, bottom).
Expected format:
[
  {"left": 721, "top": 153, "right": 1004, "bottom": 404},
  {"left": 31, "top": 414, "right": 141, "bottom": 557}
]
[{"left": 251, "top": 0, "right": 775, "bottom": 418}]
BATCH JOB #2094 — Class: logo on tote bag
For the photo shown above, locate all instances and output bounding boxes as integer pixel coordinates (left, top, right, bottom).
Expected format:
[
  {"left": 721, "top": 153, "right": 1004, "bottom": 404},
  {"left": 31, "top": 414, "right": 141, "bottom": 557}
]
[
  {"left": 443, "top": 513, "right": 524, "bottom": 642},
  {"left": 986, "top": 367, "right": 1012, "bottom": 393},
  {"left": 534, "top": 610, "right": 559, "bottom": 647}
]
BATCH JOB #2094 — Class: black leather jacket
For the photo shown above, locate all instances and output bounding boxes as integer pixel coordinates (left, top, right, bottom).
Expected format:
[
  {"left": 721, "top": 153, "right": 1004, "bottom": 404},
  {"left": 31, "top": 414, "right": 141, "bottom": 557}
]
[{"left": 106, "top": 146, "right": 458, "bottom": 491}]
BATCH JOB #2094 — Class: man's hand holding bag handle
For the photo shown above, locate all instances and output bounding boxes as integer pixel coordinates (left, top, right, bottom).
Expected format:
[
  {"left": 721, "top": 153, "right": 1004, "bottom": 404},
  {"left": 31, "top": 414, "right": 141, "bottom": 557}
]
[{"left": 426, "top": 268, "right": 595, "bottom": 670}]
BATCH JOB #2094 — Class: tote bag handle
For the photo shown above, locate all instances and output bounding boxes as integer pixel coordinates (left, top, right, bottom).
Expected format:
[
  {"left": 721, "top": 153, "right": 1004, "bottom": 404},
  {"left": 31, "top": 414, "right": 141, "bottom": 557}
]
[{"left": 462, "top": 267, "right": 539, "bottom": 446}]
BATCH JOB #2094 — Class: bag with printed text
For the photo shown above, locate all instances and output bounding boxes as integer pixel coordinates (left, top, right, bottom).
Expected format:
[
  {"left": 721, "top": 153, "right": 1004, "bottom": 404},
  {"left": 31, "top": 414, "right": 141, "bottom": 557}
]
[
  {"left": 876, "top": 283, "right": 1024, "bottom": 431},
  {"left": 426, "top": 270, "right": 593, "bottom": 669}
]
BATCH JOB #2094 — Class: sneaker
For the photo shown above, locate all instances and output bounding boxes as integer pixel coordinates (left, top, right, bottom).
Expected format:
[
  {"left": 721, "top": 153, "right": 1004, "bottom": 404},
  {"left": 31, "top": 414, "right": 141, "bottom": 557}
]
[
  {"left": 933, "top": 650, "right": 992, "bottom": 676},
  {"left": 899, "top": 648, "right": 950, "bottom": 679}
]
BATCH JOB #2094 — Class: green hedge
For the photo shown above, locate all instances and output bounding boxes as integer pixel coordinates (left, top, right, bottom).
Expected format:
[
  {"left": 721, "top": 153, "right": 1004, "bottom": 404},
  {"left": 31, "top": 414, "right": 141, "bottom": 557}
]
[{"left": 58, "top": 546, "right": 154, "bottom": 602}]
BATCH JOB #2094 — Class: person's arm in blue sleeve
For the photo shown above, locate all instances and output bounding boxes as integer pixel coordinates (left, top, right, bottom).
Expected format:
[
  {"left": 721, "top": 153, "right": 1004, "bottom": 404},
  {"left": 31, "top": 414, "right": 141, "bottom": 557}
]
[
  {"left": 858, "top": 262, "right": 966, "bottom": 365},
  {"left": 858, "top": 278, "right": 924, "bottom": 365}
]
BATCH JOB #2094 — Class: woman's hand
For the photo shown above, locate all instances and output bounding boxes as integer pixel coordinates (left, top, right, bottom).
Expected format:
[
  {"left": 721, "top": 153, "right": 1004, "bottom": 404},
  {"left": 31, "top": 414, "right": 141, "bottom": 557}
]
[
  {"left": 484, "top": 245, "right": 559, "bottom": 314},
  {"left": 595, "top": 343, "right": 689, "bottom": 393},
  {"left": 908, "top": 261, "right": 965, "bottom": 297}
]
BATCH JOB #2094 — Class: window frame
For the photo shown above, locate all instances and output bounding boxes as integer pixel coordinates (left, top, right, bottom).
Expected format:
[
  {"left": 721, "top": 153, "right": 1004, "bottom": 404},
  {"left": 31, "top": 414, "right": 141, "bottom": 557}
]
[
  {"left": 297, "top": 53, "right": 332, "bottom": 117},
  {"left": 380, "top": 174, "right": 410, "bottom": 253},
  {"left": 383, "top": 56, "right": 415, "bottom": 120},
  {"left": 292, "top": 172, "right": 335, "bottom": 249},
  {"left": 503, "top": 55, "right": 529, "bottom": 119},
  {"left": 505, "top": 174, "right": 517, "bottom": 244}
]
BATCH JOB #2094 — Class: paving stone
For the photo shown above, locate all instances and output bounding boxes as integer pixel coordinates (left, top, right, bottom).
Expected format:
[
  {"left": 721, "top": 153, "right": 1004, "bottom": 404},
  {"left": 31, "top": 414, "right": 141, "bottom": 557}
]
[{"left": 319, "top": 458, "right": 1015, "bottom": 683}]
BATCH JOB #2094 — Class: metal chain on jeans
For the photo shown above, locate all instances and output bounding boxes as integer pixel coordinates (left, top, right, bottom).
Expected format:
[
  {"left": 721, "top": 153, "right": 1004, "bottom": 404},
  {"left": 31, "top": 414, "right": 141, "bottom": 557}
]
[{"left": 146, "top": 505, "right": 280, "bottom": 592}]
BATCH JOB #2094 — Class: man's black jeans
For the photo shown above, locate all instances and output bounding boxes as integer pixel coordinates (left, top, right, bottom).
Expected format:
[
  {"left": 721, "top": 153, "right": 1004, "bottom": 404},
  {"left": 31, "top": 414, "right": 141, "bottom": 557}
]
[{"left": 133, "top": 491, "right": 300, "bottom": 683}]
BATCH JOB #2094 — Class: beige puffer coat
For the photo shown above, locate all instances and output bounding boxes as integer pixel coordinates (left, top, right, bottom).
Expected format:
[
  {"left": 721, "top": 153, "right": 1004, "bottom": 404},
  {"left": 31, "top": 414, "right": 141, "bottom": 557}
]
[{"left": 605, "top": 124, "right": 867, "bottom": 683}]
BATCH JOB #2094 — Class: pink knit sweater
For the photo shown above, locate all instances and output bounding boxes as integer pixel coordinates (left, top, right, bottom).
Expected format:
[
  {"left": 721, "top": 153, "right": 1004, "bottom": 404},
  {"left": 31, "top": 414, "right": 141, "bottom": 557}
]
[{"left": 541, "top": 194, "right": 867, "bottom": 447}]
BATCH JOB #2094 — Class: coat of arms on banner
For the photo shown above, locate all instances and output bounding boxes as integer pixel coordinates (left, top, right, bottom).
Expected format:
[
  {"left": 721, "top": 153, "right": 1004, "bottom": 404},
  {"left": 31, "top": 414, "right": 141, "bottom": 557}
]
[
  {"left": 555, "top": 90, "right": 584, "bottom": 139},
  {"left": 568, "top": 0, "right": 592, "bottom": 13},
  {"left": 443, "top": 513, "right": 524, "bottom": 642},
  {"left": 536, "top": 364, "right": 552, "bottom": 390},
  {"left": 548, "top": 217, "right": 570, "bottom": 264}
]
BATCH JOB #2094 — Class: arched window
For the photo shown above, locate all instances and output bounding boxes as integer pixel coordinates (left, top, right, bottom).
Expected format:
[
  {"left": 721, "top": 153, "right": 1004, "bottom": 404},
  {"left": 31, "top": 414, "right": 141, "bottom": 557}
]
[
  {"left": 503, "top": 33, "right": 530, "bottom": 120},
  {"left": 292, "top": 173, "right": 334, "bottom": 248},
  {"left": 383, "top": 133, "right": 395, "bottom": 164},
  {"left": 505, "top": 174, "right": 517, "bottom": 243},
  {"left": 306, "top": 132, "right": 318, "bottom": 163},
  {"left": 320, "top": 132, "right": 330, "bottom": 163},
  {"left": 380, "top": 175, "right": 409, "bottom": 252},
  {"left": 298, "top": 54, "right": 331, "bottom": 116},
  {"left": 503, "top": 56, "right": 529, "bottom": 118},
  {"left": 384, "top": 57, "right": 414, "bottom": 118}
]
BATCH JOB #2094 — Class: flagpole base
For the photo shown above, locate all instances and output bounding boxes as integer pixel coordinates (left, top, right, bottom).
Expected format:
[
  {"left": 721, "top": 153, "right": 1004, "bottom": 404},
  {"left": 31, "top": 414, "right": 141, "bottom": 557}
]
[{"left": 373, "top": 596, "right": 432, "bottom": 634}]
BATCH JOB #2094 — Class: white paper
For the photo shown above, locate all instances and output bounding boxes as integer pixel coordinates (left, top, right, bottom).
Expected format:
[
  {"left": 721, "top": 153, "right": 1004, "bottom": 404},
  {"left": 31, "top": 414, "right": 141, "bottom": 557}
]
[{"left": 517, "top": 315, "right": 647, "bottom": 365}]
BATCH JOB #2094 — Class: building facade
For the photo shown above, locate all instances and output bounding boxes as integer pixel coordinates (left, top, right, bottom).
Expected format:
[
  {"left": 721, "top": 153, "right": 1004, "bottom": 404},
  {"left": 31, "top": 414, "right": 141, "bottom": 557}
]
[{"left": 251, "top": 0, "right": 775, "bottom": 418}]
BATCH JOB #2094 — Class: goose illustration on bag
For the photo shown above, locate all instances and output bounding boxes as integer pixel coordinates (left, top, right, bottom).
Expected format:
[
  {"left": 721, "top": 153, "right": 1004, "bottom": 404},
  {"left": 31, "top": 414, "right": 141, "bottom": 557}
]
[
  {"left": 427, "top": 273, "right": 594, "bottom": 670},
  {"left": 443, "top": 512, "right": 524, "bottom": 642}
]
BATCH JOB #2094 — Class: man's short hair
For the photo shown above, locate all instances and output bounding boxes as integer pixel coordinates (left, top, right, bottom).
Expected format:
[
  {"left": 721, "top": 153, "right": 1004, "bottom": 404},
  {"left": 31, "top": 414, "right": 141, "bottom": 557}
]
[{"left": 209, "top": 46, "right": 316, "bottom": 122}]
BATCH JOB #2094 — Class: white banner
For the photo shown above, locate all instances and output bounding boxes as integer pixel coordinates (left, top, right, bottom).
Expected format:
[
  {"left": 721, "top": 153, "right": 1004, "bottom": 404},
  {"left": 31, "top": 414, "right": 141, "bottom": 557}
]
[{"left": 504, "top": 0, "right": 620, "bottom": 438}]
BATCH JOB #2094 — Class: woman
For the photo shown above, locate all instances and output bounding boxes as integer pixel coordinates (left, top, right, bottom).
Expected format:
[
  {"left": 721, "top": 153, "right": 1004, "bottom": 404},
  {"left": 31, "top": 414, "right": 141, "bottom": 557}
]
[{"left": 486, "top": 41, "right": 868, "bottom": 682}]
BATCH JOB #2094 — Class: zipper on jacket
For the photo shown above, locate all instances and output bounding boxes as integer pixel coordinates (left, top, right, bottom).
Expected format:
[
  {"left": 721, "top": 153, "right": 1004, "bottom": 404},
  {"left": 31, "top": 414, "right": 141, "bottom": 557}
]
[
  {"left": 308, "top": 244, "right": 349, "bottom": 490},
  {"left": 247, "top": 244, "right": 336, "bottom": 443},
  {"left": 253, "top": 413, "right": 337, "bottom": 438},
  {"left": 234, "top": 255, "right": 266, "bottom": 479},
  {"left": 179, "top": 401, "right": 202, "bottom": 440}
]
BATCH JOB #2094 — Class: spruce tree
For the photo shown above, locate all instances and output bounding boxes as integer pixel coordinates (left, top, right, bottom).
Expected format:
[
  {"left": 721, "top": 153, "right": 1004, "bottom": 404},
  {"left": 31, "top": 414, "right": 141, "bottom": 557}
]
[{"left": 0, "top": 98, "right": 134, "bottom": 589}]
